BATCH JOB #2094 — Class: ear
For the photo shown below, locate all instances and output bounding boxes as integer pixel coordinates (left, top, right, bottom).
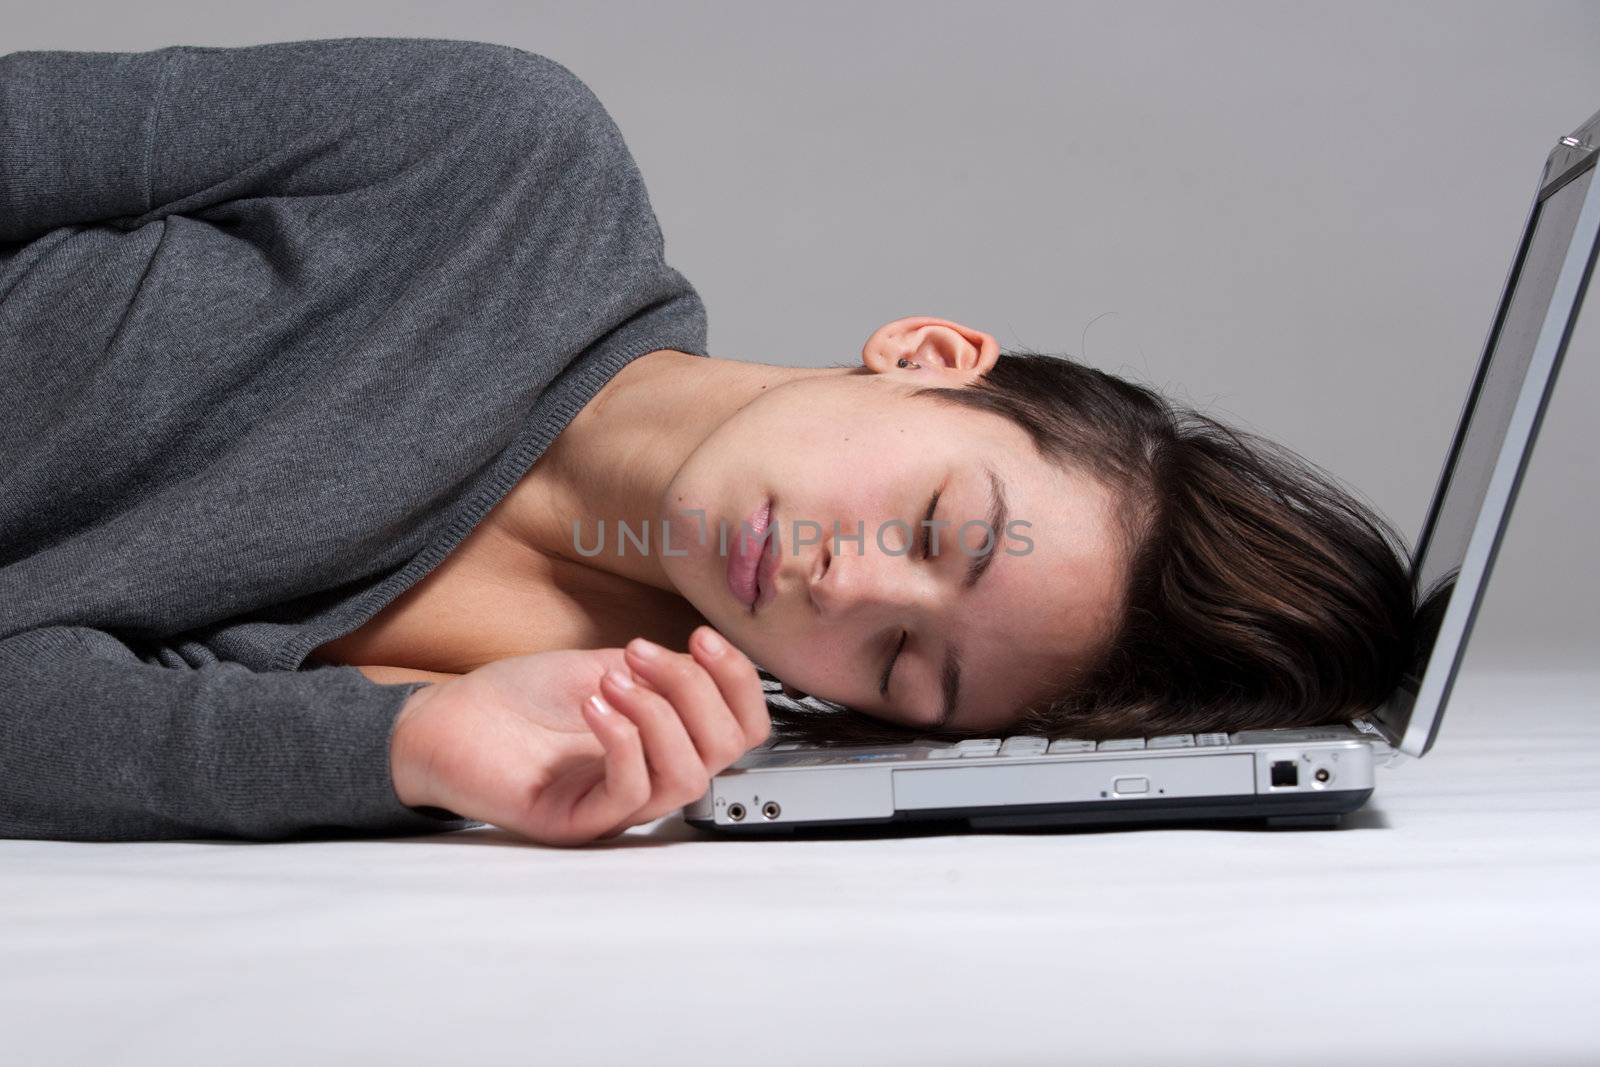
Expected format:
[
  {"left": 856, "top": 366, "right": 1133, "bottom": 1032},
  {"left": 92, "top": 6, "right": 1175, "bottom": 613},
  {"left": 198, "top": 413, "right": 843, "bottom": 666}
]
[{"left": 860, "top": 316, "right": 1000, "bottom": 384}]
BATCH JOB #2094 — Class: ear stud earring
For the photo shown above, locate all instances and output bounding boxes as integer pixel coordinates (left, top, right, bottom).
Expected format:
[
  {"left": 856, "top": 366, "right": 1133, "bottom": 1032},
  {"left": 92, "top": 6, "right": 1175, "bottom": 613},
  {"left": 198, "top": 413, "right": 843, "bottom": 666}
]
[{"left": 896, "top": 358, "right": 922, "bottom": 369}]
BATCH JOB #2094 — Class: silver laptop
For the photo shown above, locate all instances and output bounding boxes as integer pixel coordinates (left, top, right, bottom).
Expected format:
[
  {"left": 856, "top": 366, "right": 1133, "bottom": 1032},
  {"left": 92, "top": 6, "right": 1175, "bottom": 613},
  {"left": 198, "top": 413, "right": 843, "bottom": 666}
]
[{"left": 684, "top": 107, "right": 1600, "bottom": 835}]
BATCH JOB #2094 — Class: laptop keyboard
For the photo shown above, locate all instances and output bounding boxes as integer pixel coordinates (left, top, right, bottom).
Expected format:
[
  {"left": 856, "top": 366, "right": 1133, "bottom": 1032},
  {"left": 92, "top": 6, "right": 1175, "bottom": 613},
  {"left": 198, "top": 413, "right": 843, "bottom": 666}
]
[{"left": 765, "top": 732, "right": 1232, "bottom": 759}]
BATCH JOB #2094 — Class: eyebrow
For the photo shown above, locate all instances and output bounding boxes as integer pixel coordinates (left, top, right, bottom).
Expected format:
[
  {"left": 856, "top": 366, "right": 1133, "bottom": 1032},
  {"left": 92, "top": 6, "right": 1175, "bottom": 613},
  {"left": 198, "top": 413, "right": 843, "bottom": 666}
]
[{"left": 936, "top": 464, "right": 1009, "bottom": 729}]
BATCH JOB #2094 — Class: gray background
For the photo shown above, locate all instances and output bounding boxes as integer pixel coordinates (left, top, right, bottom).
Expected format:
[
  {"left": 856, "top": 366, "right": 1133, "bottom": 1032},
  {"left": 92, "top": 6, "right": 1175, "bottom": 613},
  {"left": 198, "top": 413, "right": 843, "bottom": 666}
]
[{"left": 6, "top": 0, "right": 1597, "bottom": 667}]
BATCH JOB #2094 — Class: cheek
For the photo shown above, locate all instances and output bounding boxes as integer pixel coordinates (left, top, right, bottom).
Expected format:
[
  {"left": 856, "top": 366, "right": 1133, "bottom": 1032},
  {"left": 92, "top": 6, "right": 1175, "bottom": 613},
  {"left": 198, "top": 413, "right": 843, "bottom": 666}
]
[
  {"left": 748, "top": 626, "right": 866, "bottom": 704},
  {"left": 775, "top": 434, "right": 934, "bottom": 529},
  {"left": 707, "top": 389, "right": 953, "bottom": 521}
]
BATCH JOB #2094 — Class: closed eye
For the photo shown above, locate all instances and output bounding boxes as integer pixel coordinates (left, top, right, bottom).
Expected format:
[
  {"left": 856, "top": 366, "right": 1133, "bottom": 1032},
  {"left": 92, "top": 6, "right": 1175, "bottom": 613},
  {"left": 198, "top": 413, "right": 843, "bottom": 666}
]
[
  {"left": 878, "top": 630, "right": 907, "bottom": 698},
  {"left": 919, "top": 489, "right": 941, "bottom": 559},
  {"left": 881, "top": 487, "right": 942, "bottom": 699}
]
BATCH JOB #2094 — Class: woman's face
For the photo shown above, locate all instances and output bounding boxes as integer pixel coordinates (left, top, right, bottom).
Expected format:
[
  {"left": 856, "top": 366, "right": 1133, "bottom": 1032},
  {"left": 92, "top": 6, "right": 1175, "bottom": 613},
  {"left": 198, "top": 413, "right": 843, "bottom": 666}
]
[{"left": 657, "top": 319, "right": 1130, "bottom": 735}]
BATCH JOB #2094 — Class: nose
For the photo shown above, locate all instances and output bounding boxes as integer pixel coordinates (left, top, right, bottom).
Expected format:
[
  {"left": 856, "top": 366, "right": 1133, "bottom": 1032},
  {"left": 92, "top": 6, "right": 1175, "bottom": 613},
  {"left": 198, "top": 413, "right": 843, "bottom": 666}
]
[{"left": 808, "top": 529, "right": 933, "bottom": 621}]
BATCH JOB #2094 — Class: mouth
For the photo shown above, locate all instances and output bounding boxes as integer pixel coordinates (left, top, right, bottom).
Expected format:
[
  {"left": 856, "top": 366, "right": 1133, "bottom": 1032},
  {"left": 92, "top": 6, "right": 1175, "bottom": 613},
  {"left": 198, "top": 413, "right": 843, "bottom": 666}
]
[
  {"left": 726, "top": 496, "right": 774, "bottom": 612},
  {"left": 754, "top": 502, "right": 782, "bottom": 612}
]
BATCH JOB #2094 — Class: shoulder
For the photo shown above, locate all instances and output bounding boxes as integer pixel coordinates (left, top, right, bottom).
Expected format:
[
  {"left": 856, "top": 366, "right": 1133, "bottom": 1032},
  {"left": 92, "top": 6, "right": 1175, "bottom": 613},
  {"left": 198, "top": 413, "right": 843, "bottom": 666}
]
[
  {"left": 302, "top": 38, "right": 614, "bottom": 131},
  {"left": 142, "top": 37, "right": 620, "bottom": 153},
  {"left": 341, "top": 38, "right": 627, "bottom": 168}
]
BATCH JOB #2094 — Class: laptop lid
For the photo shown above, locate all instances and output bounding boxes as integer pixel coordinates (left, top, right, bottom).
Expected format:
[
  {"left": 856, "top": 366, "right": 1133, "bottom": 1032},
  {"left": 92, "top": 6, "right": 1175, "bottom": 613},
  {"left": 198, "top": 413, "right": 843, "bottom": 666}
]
[{"left": 1373, "top": 108, "right": 1600, "bottom": 758}]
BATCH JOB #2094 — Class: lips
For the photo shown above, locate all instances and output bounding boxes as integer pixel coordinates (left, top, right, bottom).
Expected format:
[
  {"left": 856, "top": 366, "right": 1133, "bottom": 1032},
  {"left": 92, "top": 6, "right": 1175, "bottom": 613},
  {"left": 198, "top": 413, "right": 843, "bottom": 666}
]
[
  {"left": 726, "top": 496, "right": 773, "bottom": 611},
  {"left": 754, "top": 510, "right": 782, "bottom": 611}
]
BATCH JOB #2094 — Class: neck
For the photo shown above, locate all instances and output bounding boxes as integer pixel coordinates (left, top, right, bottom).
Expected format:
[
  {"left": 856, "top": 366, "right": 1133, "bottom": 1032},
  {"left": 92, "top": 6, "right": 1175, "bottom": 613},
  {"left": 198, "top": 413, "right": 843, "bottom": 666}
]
[
  {"left": 311, "top": 350, "right": 834, "bottom": 674},
  {"left": 492, "top": 349, "right": 818, "bottom": 593}
]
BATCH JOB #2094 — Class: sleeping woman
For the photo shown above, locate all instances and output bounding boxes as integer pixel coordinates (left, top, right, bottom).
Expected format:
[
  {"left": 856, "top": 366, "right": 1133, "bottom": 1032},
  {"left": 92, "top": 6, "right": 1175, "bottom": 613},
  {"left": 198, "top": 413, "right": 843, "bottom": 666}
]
[{"left": 0, "top": 37, "right": 1416, "bottom": 846}]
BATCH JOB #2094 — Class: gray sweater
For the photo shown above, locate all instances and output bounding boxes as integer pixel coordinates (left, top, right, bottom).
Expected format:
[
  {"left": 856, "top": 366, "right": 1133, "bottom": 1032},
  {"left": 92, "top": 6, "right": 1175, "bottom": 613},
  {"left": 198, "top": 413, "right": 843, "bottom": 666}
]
[{"left": 0, "top": 37, "right": 709, "bottom": 841}]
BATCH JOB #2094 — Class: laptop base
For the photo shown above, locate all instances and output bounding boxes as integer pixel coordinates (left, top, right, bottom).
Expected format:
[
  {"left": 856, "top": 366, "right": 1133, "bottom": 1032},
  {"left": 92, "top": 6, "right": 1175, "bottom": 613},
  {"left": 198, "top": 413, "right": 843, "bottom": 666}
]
[{"left": 684, "top": 787, "right": 1372, "bottom": 836}]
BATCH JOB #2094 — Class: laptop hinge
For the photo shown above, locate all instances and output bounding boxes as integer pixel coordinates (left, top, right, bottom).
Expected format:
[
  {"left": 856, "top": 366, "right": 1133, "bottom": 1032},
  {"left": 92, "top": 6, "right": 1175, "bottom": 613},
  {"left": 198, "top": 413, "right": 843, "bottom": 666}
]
[{"left": 1350, "top": 715, "right": 1404, "bottom": 767}]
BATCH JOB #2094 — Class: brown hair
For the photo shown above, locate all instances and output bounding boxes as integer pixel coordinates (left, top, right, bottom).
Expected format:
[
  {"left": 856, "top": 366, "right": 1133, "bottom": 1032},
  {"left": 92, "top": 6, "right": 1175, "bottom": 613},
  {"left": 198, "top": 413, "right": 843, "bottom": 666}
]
[{"left": 761, "top": 347, "right": 1418, "bottom": 746}]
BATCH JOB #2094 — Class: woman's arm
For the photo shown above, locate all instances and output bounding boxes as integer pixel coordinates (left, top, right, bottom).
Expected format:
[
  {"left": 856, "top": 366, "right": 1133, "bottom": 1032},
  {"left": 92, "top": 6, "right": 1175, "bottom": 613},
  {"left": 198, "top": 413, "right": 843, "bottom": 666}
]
[
  {"left": 0, "top": 37, "right": 582, "bottom": 243},
  {"left": 0, "top": 625, "right": 478, "bottom": 841}
]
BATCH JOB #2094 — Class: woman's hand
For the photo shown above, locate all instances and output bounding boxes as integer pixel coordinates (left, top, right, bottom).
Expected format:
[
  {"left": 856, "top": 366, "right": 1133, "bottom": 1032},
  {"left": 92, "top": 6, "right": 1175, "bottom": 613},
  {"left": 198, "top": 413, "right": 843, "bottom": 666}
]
[{"left": 387, "top": 626, "right": 771, "bottom": 846}]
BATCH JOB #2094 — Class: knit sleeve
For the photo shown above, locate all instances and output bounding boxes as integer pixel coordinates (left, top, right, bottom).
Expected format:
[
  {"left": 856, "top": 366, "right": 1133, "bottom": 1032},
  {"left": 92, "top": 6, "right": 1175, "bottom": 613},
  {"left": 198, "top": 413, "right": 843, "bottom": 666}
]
[
  {"left": 0, "top": 625, "right": 480, "bottom": 841},
  {"left": 0, "top": 36, "right": 604, "bottom": 243}
]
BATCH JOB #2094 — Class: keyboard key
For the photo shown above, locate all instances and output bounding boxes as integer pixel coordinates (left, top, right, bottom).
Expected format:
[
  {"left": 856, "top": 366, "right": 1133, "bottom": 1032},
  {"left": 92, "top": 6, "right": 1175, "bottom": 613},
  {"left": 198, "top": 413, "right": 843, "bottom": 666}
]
[
  {"left": 770, "top": 741, "right": 805, "bottom": 751},
  {"left": 957, "top": 740, "right": 1002, "bottom": 757},
  {"left": 1097, "top": 738, "right": 1146, "bottom": 751},
  {"left": 1195, "top": 733, "right": 1230, "bottom": 747},
  {"left": 998, "top": 736, "right": 1050, "bottom": 756},
  {"left": 1047, "top": 738, "right": 1097, "bottom": 754},
  {"left": 755, "top": 754, "right": 835, "bottom": 768},
  {"left": 1147, "top": 734, "right": 1195, "bottom": 749},
  {"left": 923, "top": 749, "right": 964, "bottom": 760}
]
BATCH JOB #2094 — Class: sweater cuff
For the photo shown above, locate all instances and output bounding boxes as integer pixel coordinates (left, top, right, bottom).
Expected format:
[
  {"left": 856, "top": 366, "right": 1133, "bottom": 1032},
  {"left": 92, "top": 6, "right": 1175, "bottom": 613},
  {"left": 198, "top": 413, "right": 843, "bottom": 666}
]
[
  {"left": 0, "top": 48, "right": 170, "bottom": 243},
  {"left": 344, "top": 676, "right": 483, "bottom": 834}
]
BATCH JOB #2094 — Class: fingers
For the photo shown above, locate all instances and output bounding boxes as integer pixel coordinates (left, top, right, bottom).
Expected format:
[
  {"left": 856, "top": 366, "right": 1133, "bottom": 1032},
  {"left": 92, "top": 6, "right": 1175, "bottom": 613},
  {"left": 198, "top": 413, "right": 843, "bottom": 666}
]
[
  {"left": 686, "top": 626, "right": 773, "bottom": 750},
  {"left": 622, "top": 634, "right": 755, "bottom": 769},
  {"left": 565, "top": 629, "right": 774, "bottom": 841},
  {"left": 598, "top": 665, "right": 710, "bottom": 823},
  {"left": 562, "top": 693, "right": 651, "bottom": 843}
]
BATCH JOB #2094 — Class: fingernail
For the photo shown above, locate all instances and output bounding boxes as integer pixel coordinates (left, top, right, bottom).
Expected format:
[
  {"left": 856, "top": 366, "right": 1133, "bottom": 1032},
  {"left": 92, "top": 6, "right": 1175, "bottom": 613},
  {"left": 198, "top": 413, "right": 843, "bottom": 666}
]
[
  {"left": 605, "top": 669, "right": 635, "bottom": 690},
  {"left": 587, "top": 694, "right": 614, "bottom": 717},
  {"left": 627, "top": 637, "right": 663, "bottom": 660},
  {"left": 694, "top": 628, "right": 726, "bottom": 655}
]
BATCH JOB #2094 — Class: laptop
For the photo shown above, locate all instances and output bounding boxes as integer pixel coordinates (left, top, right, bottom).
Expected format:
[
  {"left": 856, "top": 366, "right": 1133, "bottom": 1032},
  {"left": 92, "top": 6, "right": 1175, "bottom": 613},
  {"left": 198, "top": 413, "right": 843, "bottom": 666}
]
[{"left": 683, "top": 107, "right": 1600, "bottom": 835}]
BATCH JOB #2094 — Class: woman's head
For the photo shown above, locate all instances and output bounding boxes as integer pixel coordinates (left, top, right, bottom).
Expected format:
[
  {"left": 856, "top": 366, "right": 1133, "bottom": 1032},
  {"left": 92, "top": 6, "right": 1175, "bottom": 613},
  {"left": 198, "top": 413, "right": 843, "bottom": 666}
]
[
  {"left": 657, "top": 317, "right": 1132, "bottom": 735},
  {"left": 656, "top": 316, "right": 1417, "bottom": 744}
]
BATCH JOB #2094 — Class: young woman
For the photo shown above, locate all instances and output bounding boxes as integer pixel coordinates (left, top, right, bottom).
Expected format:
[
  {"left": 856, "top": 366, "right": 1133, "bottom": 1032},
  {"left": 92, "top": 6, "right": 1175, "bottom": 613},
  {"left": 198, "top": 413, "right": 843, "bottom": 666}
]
[{"left": 0, "top": 38, "right": 1415, "bottom": 847}]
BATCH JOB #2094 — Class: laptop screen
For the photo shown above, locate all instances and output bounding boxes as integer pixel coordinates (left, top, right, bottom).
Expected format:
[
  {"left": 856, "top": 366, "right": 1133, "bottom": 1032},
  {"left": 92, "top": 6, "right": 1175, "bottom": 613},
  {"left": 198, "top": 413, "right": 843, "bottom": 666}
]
[{"left": 1375, "top": 138, "right": 1598, "bottom": 756}]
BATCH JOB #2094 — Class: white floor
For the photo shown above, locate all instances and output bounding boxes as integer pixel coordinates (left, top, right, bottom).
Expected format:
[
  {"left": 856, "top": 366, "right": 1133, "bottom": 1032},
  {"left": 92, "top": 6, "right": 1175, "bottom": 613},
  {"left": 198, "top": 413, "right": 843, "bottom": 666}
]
[{"left": 3, "top": 665, "right": 1597, "bottom": 1067}]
